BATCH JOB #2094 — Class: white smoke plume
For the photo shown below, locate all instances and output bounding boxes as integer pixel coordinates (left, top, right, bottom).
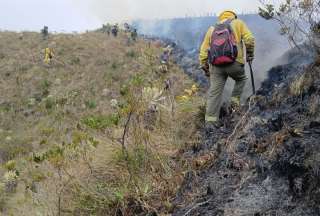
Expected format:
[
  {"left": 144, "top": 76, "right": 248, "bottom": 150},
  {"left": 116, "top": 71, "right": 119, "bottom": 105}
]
[{"left": 74, "top": 0, "right": 261, "bottom": 22}]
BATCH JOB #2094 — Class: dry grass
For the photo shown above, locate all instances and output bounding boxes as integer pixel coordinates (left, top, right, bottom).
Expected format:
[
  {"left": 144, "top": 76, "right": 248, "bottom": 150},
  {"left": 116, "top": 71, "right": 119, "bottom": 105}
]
[{"left": 0, "top": 31, "right": 200, "bottom": 215}]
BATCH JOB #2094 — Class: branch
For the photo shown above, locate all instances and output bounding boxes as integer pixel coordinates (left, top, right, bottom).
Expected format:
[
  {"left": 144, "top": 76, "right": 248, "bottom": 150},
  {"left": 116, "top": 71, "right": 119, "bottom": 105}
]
[
  {"left": 121, "top": 110, "right": 133, "bottom": 160},
  {"left": 225, "top": 97, "right": 255, "bottom": 153}
]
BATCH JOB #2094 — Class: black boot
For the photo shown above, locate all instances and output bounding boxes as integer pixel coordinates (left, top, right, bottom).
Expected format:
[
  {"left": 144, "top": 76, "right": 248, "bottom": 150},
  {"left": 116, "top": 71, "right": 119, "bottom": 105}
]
[
  {"left": 204, "top": 121, "right": 224, "bottom": 150},
  {"left": 205, "top": 121, "right": 223, "bottom": 135}
]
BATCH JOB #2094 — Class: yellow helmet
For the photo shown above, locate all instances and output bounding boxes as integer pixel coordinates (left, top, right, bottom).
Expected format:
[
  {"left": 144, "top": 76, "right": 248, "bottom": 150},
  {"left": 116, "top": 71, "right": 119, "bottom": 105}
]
[{"left": 219, "top": 10, "right": 238, "bottom": 20}]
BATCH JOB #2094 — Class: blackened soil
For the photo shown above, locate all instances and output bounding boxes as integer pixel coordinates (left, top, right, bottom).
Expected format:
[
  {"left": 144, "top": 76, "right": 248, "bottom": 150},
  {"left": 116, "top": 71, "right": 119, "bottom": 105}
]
[{"left": 172, "top": 50, "right": 320, "bottom": 215}]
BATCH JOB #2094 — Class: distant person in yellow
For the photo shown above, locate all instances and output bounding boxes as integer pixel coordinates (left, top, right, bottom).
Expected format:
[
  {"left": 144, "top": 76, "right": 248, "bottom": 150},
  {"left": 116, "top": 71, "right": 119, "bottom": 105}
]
[
  {"left": 44, "top": 46, "right": 54, "bottom": 64},
  {"left": 199, "top": 10, "right": 255, "bottom": 132}
]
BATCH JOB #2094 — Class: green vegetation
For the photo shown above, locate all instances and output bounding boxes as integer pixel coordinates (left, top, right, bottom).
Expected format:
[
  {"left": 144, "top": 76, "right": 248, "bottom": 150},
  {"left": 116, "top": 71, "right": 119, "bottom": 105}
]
[
  {"left": 125, "top": 49, "right": 137, "bottom": 58},
  {"left": 85, "top": 100, "right": 97, "bottom": 109},
  {"left": 82, "top": 114, "right": 120, "bottom": 129}
]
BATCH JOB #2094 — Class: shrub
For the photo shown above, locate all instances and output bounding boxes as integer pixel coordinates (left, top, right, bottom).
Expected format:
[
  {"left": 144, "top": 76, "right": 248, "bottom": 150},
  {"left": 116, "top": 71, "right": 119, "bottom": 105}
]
[
  {"left": 70, "top": 56, "right": 81, "bottom": 65},
  {"left": 259, "top": 0, "right": 320, "bottom": 53},
  {"left": 0, "top": 103, "right": 11, "bottom": 112},
  {"left": 85, "top": 100, "right": 97, "bottom": 109},
  {"left": 120, "top": 84, "right": 129, "bottom": 96},
  {"left": 130, "top": 74, "right": 144, "bottom": 86},
  {"left": 3, "top": 170, "right": 18, "bottom": 193},
  {"left": 126, "top": 50, "right": 137, "bottom": 58},
  {"left": 40, "top": 79, "right": 51, "bottom": 97},
  {"left": 44, "top": 96, "right": 56, "bottom": 110},
  {"left": 30, "top": 170, "right": 47, "bottom": 183},
  {"left": 82, "top": 114, "right": 120, "bottom": 130},
  {"left": 40, "top": 127, "right": 55, "bottom": 137},
  {"left": 111, "top": 61, "right": 118, "bottom": 70},
  {"left": 3, "top": 160, "right": 16, "bottom": 171}
]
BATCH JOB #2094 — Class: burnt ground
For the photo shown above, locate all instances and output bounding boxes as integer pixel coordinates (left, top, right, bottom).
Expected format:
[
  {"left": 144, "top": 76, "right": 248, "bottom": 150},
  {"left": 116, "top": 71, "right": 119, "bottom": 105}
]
[{"left": 171, "top": 49, "right": 320, "bottom": 215}]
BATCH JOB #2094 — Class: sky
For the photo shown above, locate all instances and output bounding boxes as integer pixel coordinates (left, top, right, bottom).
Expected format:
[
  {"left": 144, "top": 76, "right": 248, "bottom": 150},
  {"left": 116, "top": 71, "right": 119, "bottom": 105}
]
[{"left": 0, "top": 0, "right": 269, "bottom": 32}]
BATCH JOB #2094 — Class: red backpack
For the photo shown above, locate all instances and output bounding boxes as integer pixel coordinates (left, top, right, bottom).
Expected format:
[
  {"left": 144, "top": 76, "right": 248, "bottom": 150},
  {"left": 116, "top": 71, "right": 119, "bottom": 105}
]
[{"left": 209, "top": 19, "right": 238, "bottom": 66}]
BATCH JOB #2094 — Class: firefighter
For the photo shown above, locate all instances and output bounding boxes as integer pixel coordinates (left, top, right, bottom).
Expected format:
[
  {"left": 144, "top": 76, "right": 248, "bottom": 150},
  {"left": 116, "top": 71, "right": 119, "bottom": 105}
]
[{"left": 199, "top": 10, "right": 255, "bottom": 131}]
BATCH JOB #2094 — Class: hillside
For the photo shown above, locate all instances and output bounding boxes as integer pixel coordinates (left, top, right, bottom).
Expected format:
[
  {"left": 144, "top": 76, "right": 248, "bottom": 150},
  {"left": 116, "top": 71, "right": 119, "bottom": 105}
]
[
  {"left": 0, "top": 31, "right": 202, "bottom": 215},
  {"left": 1, "top": 19, "right": 320, "bottom": 216}
]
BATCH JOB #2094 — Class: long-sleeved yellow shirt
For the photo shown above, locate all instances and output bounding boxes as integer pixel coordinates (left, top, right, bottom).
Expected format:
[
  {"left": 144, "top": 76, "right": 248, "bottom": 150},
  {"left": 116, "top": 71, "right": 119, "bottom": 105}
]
[{"left": 199, "top": 11, "right": 255, "bottom": 65}]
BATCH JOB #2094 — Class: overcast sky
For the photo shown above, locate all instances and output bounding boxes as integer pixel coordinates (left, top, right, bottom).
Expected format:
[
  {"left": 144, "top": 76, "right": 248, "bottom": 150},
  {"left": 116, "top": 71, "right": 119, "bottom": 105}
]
[{"left": 0, "top": 0, "right": 273, "bottom": 32}]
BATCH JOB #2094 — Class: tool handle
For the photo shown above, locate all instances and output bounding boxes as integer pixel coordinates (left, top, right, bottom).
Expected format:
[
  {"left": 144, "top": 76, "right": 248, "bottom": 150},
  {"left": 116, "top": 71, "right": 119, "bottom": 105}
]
[{"left": 248, "top": 61, "right": 256, "bottom": 95}]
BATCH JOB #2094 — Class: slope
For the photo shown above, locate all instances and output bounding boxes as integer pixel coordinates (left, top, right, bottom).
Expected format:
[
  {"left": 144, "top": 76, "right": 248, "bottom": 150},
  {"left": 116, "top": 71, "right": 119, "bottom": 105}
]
[{"left": 0, "top": 31, "right": 201, "bottom": 215}]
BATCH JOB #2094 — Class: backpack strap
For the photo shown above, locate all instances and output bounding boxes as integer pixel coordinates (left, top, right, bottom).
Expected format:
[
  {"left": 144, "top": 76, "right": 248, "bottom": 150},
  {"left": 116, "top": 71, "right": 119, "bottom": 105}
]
[
  {"left": 227, "top": 18, "right": 235, "bottom": 23},
  {"left": 215, "top": 18, "right": 234, "bottom": 27},
  {"left": 216, "top": 19, "right": 235, "bottom": 35}
]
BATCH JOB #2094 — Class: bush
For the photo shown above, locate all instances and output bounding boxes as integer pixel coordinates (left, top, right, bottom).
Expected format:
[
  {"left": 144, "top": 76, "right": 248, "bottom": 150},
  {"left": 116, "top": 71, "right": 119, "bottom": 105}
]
[
  {"left": 111, "top": 61, "right": 118, "bottom": 70},
  {"left": 82, "top": 114, "right": 120, "bottom": 129},
  {"left": 3, "top": 160, "right": 16, "bottom": 171},
  {"left": 126, "top": 50, "right": 137, "bottom": 58},
  {"left": 40, "top": 79, "right": 51, "bottom": 97},
  {"left": 0, "top": 103, "right": 11, "bottom": 112},
  {"left": 120, "top": 84, "right": 129, "bottom": 96},
  {"left": 85, "top": 100, "right": 97, "bottom": 109},
  {"left": 115, "top": 144, "right": 149, "bottom": 173},
  {"left": 45, "top": 96, "right": 56, "bottom": 110},
  {"left": 70, "top": 56, "right": 81, "bottom": 65},
  {"left": 259, "top": 0, "right": 320, "bottom": 53}
]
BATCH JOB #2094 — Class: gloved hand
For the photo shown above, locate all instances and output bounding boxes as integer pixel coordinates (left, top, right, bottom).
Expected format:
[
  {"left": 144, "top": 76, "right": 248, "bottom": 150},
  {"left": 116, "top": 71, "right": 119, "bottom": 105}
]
[
  {"left": 246, "top": 48, "right": 254, "bottom": 63},
  {"left": 200, "top": 63, "right": 210, "bottom": 77},
  {"left": 246, "top": 54, "right": 254, "bottom": 63}
]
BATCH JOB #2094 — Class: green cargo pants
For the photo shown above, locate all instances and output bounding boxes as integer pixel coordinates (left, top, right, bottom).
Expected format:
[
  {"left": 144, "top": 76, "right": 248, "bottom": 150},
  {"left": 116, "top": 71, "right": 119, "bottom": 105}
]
[{"left": 205, "top": 62, "right": 247, "bottom": 122}]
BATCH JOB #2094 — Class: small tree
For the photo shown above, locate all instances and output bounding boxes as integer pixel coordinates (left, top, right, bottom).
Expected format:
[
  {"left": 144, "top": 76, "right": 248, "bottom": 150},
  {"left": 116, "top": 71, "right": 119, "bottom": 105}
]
[{"left": 259, "top": 0, "right": 320, "bottom": 55}]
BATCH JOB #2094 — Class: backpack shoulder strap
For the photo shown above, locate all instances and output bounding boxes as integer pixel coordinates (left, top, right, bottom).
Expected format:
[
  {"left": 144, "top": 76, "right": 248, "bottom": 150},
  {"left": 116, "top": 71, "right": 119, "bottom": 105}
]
[
  {"left": 221, "top": 19, "right": 236, "bottom": 34},
  {"left": 225, "top": 19, "right": 234, "bottom": 25},
  {"left": 215, "top": 19, "right": 234, "bottom": 26}
]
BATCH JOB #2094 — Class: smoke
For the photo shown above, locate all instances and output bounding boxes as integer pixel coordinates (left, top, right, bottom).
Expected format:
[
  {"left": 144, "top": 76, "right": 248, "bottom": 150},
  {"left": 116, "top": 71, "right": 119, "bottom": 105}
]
[
  {"left": 134, "top": 15, "right": 291, "bottom": 100},
  {"left": 73, "top": 0, "right": 261, "bottom": 22},
  {"left": 72, "top": 0, "right": 290, "bottom": 100}
]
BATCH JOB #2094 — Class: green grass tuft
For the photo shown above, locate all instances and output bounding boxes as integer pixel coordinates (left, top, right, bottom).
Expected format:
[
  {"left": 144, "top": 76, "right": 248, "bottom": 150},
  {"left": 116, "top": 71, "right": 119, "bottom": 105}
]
[{"left": 82, "top": 114, "right": 120, "bottom": 129}]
